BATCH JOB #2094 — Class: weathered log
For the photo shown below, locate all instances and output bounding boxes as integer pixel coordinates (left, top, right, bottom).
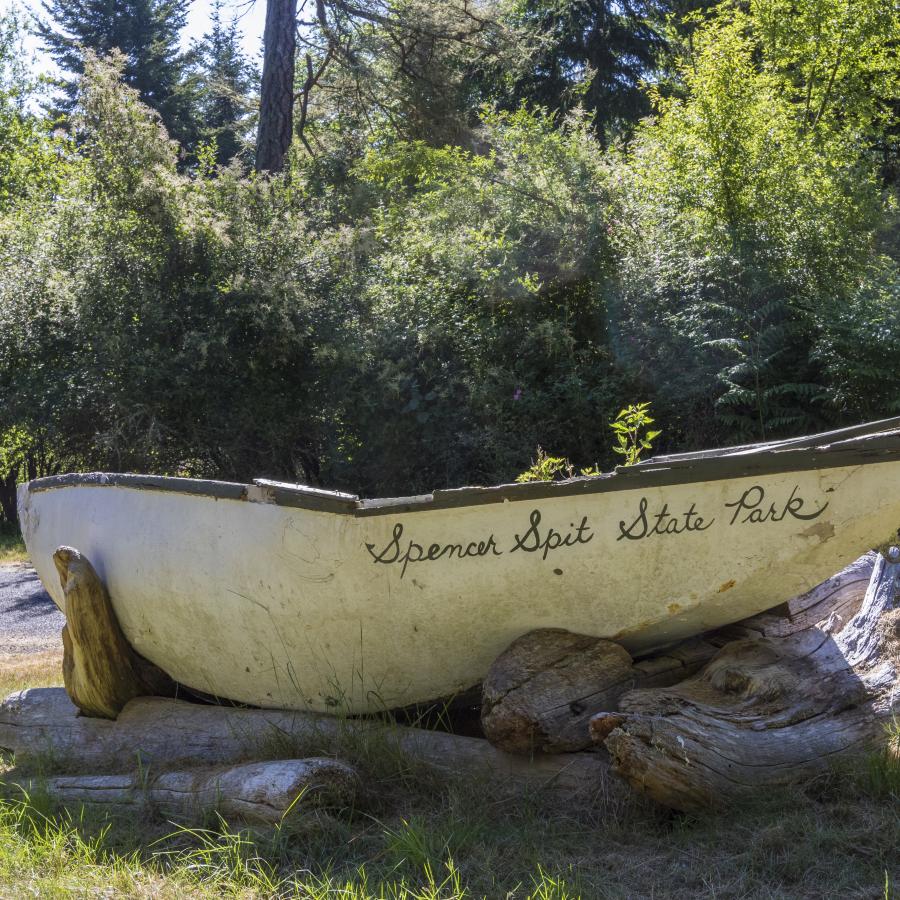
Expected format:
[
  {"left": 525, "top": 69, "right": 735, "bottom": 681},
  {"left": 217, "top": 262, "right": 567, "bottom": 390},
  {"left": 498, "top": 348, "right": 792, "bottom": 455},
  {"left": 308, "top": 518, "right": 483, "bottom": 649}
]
[
  {"left": 6, "top": 758, "right": 358, "bottom": 824},
  {"left": 592, "top": 548, "right": 899, "bottom": 811},
  {"left": 481, "top": 629, "right": 718, "bottom": 753},
  {"left": 482, "top": 553, "right": 877, "bottom": 754},
  {"left": 0, "top": 688, "right": 615, "bottom": 799},
  {"left": 54, "top": 547, "right": 174, "bottom": 718}
]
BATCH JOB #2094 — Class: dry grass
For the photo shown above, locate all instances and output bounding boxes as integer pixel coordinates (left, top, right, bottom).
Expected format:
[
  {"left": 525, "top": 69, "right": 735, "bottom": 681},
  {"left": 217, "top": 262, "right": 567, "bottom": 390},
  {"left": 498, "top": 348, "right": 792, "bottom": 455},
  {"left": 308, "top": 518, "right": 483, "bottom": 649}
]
[
  {"left": 0, "top": 654, "right": 897, "bottom": 898},
  {"left": 0, "top": 649, "right": 63, "bottom": 699}
]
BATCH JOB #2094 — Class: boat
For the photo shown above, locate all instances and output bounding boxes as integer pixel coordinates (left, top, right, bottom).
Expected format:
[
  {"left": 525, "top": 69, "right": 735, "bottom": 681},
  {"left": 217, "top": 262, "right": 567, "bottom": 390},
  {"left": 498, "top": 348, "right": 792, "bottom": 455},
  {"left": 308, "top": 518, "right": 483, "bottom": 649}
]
[{"left": 17, "top": 417, "right": 900, "bottom": 715}]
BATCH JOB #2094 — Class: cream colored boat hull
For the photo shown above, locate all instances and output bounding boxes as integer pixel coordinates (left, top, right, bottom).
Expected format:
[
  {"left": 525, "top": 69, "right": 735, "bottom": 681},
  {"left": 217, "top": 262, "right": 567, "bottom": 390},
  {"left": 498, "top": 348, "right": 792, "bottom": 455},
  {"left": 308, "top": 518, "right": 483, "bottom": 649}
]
[{"left": 18, "top": 422, "right": 900, "bottom": 714}]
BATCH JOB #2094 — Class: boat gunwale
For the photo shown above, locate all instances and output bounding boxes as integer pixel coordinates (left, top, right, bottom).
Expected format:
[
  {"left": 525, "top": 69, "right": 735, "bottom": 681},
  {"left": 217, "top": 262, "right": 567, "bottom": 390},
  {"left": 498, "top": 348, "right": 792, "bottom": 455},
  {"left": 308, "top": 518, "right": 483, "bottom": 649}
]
[{"left": 21, "top": 417, "right": 900, "bottom": 517}]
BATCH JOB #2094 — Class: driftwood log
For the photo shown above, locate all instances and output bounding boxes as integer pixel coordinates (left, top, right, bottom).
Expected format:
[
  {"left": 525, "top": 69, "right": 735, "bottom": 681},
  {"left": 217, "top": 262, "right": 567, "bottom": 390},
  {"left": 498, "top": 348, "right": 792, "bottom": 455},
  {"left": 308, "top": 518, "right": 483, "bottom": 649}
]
[
  {"left": 7, "top": 758, "right": 359, "bottom": 824},
  {"left": 0, "top": 688, "right": 615, "bottom": 799},
  {"left": 482, "top": 553, "right": 877, "bottom": 754},
  {"left": 482, "top": 630, "right": 718, "bottom": 753},
  {"left": 54, "top": 547, "right": 174, "bottom": 718},
  {"left": 591, "top": 549, "right": 900, "bottom": 811}
]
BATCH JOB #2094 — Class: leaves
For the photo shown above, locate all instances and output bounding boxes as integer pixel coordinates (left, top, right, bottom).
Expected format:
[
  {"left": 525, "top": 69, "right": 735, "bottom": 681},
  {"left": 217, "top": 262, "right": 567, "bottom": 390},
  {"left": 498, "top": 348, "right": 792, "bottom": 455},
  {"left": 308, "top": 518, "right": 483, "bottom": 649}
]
[{"left": 609, "top": 403, "right": 660, "bottom": 466}]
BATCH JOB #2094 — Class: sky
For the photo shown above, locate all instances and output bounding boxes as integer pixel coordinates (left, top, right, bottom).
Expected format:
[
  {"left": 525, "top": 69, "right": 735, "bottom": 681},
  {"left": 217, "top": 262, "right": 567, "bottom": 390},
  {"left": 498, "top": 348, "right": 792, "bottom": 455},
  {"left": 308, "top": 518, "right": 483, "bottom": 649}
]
[{"left": 0, "top": 0, "right": 268, "bottom": 76}]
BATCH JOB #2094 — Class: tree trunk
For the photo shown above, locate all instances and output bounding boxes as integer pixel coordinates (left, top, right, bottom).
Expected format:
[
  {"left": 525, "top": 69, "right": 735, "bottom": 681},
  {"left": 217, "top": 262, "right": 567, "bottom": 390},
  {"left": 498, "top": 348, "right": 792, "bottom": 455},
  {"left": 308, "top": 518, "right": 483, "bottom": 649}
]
[
  {"left": 55, "top": 547, "right": 175, "bottom": 719},
  {"left": 592, "top": 549, "right": 899, "bottom": 811},
  {"left": 0, "top": 688, "right": 615, "bottom": 799},
  {"left": 255, "top": 0, "right": 297, "bottom": 173},
  {"left": 7, "top": 759, "right": 358, "bottom": 824}
]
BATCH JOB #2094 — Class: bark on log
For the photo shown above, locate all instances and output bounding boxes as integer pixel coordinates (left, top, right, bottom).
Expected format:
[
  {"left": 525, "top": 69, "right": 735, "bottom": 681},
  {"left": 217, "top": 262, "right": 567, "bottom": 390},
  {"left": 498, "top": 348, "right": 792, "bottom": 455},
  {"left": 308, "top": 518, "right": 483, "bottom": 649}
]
[
  {"left": 6, "top": 759, "right": 358, "bottom": 824},
  {"left": 482, "top": 553, "right": 877, "bottom": 754},
  {"left": 481, "top": 629, "right": 718, "bottom": 753},
  {"left": 54, "top": 547, "right": 174, "bottom": 718},
  {"left": 591, "top": 549, "right": 899, "bottom": 811},
  {"left": 0, "top": 688, "right": 615, "bottom": 799}
]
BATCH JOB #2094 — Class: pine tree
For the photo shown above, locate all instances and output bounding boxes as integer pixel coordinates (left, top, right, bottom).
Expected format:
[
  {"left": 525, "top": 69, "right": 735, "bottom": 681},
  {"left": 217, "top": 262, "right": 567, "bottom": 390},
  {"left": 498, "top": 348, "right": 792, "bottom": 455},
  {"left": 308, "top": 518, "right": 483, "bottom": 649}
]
[
  {"left": 255, "top": 0, "right": 296, "bottom": 173},
  {"left": 503, "top": 0, "right": 700, "bottom": 143},
  {"left": 37, "top": 0, "right": 197, "bottom": 146},
  {"left": 193, "top": 0, "right": 257, "bottom": 166}
]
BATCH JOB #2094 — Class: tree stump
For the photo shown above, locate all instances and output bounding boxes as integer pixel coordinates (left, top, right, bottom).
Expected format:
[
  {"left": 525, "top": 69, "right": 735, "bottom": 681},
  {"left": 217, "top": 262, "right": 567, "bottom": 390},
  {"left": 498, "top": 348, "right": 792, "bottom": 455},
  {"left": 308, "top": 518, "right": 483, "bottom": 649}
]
[
  {"left": 591, "top": 548, "right": 900, "bottom": 811},
  {"left": 7, "top": 758, "right": 358, "bottom": 824},
  {"left": 55, "top": 547, "right": 174, "bottom": 718}
]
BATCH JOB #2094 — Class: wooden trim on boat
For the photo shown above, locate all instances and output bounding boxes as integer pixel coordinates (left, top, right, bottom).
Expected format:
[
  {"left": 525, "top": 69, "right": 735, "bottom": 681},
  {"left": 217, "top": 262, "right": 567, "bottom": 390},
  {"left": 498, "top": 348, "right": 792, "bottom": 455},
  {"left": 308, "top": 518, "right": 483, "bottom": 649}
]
[{"left": 23, "top": 417, "right": 900, "bottom": 518}]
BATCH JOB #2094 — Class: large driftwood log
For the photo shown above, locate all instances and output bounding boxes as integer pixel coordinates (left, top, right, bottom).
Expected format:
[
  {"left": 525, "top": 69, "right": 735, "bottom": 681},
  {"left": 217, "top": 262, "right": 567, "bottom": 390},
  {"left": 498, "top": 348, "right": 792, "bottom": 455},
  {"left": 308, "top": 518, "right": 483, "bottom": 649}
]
[
  {"left": 482, "top": 553, "right": 877, "bottom": 754},
  {"left": 591, "top": 549, "right": 899, "bottom": 811},
  {"left": 481, "top": 630, "right": 718, "bottom": 753},
  {"left": 7, "top": 758, "right": 358, "bottom": 824},
  {"left": 0, "top": 688, "right": 615, "bottom": 799},
  {"left": 55, "top": 547, "right": 174, "bottom": 718}
]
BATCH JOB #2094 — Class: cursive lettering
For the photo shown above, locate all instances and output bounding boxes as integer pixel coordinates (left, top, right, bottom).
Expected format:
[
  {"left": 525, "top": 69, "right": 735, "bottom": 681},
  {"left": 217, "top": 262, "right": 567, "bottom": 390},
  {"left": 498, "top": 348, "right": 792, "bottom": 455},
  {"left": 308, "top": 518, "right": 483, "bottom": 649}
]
[
  {"left": 725, "top": 484, "right": 828, "bottom": 526},
  {"left": 510, "top": 509, "right": 593, "bottom": 559},
  {"left": 617, "top": 498, "right": 714, "bottom": 541},
  {"left": 365, "top": 523, "right": 502, "bottom": 578}
]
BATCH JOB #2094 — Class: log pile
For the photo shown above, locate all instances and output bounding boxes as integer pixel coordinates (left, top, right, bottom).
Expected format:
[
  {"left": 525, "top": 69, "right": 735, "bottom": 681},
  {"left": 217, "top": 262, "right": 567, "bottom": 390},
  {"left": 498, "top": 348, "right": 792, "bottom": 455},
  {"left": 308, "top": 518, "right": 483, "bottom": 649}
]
[
  {"left": 2, "top": 545, "right": 897, "bottom": 820},
  {"left": 481, "top": 549, "right": 900, "bottom": 811},
  {"left": 0, "top": 687, "right": 612, "bottom": 797}
]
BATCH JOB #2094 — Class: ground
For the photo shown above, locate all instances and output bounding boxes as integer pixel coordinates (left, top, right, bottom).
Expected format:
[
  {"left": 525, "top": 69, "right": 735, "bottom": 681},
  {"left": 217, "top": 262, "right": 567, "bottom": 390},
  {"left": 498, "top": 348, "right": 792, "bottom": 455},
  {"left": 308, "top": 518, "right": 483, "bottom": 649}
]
[{"left": 0, "top": 561, "right": 897, "bottom": 898}]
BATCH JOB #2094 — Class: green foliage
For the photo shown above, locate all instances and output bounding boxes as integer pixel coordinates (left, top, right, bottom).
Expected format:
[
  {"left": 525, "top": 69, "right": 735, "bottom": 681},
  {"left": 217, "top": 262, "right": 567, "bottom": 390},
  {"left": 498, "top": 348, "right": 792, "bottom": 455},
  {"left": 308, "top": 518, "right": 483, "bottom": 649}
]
[
  {"left": 613, "top": 5, "right": 894, "bottom": 445},
  {"left": 610, "top": 403, "right": 660, "bottom": 466},
  {"left": 515, "top": 447, "right": 573, "bottom": 483},
  {"left": 750, "top": 0, "right": 899, "bottom": 139},
  {"left": 0, "top": 0, "right": 897, "bottom": 505},
  {"left": 0, "top": 12, "right": 67, "bottom": 211},
  {"left": 496, "top": 0, "right": 673, "bottom": 141},
  {"left": 37, "top": 0, "right": 198, "bottom": 146},
  {"left": 190, "top": 0, "right": 257, "bottom": 167},
  {"left": 334, "top": 105, "right": 635, "bottom": 493},
  {"left": 0, "top": 54, "right": 347, "bottom": 483}
]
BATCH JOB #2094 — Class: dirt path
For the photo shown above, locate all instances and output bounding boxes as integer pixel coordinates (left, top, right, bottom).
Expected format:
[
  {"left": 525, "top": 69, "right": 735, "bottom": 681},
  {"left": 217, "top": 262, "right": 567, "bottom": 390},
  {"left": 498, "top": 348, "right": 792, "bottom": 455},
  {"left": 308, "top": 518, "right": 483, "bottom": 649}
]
[{"left": 0, "top": 563, "right": 64, "bottom": 654}]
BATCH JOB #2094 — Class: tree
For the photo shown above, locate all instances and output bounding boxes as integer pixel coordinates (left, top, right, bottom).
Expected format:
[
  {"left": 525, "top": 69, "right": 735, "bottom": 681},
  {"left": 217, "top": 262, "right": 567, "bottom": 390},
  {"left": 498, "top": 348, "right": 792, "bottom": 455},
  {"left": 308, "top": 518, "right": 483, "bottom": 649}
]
[
  {"left": 499, "top": 0, "right": 668, "bottom": 143},
  {"left": 37, "top": 0, "right": 196, "bottom": 146},
  {"left": 614, "top": 9, "right": 891, "bottom": 444},
  {"left": 193, "top": 0, "right": 258, "bottom": 166},
  {"left": 255, "top": 0, "right": 297, "bottom": 172}
]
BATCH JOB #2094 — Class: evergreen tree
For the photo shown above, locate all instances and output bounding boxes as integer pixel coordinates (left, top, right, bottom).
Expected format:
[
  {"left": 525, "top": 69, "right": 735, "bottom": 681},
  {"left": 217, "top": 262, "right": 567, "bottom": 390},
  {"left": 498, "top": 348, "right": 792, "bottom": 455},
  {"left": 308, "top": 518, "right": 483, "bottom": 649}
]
[
  {"left": 193, "top": 0, "right": 257, "bottom": 166},
  {"left": 500, "top": 0, "right": 717, "bottom": 143},
  {"left": 37, "top": 0, "right": 196, "bottom": 146}
]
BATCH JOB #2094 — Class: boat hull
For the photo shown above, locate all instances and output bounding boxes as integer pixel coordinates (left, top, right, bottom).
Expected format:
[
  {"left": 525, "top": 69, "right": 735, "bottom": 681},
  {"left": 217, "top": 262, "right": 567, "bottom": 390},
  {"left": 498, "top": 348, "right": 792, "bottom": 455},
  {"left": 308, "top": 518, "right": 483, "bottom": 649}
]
[{"left": 19, "top": 456, "right": 900, "bottom": 713}]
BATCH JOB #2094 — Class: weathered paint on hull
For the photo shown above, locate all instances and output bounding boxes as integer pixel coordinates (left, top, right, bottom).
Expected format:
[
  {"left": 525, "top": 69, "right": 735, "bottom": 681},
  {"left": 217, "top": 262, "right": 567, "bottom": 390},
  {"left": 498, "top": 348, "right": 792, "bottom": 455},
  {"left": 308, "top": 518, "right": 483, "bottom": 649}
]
[{"left": 19, "top": 453, "right": 900, "bottom": 714}]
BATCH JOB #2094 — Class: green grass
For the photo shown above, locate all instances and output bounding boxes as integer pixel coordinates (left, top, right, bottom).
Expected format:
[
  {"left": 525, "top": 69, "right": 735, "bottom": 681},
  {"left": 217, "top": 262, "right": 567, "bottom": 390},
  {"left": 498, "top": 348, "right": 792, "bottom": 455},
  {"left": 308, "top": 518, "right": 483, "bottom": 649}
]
[
  {"left": 0, "top": 658, "right": 898, "bottom": 898},
  {"left": 0, "top": 770, "right": 897, "bottom": 898},
  {"left": 0, "top": 526, "right": 27, "bottom": 564}
]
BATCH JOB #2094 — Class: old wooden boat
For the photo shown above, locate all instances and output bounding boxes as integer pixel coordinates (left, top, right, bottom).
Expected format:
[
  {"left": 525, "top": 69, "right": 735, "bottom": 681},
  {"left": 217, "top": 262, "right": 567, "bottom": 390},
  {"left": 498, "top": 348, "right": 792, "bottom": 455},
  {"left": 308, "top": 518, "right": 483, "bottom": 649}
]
[{"left": 18, "top": 417, "right": 900, "bottom": 714}]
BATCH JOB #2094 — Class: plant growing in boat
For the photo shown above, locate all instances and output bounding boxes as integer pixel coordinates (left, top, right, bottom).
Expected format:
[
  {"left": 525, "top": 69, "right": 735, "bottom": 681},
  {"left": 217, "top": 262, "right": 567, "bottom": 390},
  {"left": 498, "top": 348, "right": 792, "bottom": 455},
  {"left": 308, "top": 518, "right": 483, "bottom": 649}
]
[
  {"left": 610, "top": 403, "right": 661, "bottom": 467},
  {"left": 515, "top": 447, "right": 574, "bottom": 483},
  {"left": 516, "top": 404, "right": 662, "bottom": 482}
]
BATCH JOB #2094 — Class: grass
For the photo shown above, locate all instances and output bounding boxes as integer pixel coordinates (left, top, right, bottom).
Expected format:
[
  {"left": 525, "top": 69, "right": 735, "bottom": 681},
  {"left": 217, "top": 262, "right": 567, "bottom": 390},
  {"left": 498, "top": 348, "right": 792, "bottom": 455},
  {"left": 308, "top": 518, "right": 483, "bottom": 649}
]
[
  {"left": 0, "top": 655, "right": 898, "bottom": 898},
  {"left": 0, "top": 649, "right": 63, "bottom": 699},
  {"left": 0, "top": 526, "right": 27, "bottom": 564}
]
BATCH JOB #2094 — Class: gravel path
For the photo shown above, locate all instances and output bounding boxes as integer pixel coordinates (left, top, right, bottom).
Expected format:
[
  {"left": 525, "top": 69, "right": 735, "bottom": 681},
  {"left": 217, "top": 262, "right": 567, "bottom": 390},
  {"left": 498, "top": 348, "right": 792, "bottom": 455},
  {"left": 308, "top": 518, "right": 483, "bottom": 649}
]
[{"left": 0, "top": 563, "right": 64, "bottom": 653}]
